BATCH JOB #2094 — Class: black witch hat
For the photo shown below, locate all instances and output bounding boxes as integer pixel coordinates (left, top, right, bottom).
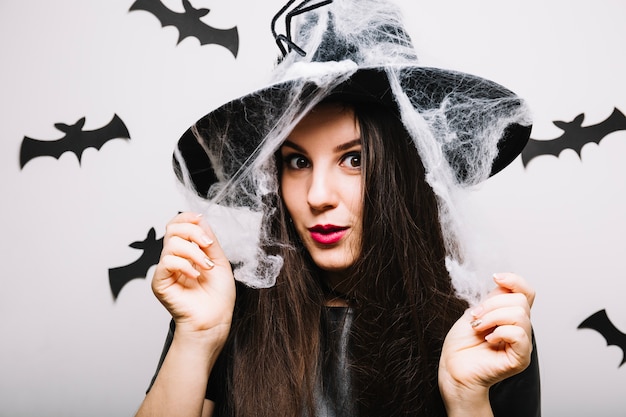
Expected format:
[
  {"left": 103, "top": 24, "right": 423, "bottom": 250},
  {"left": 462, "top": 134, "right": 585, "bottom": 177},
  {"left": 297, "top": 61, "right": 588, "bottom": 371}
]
[
  {"left": 174, "top": 0, "right": 531, "bottom": 198},
  {"left": 172, "top": 0, "right": 532, "bottom": 289}
]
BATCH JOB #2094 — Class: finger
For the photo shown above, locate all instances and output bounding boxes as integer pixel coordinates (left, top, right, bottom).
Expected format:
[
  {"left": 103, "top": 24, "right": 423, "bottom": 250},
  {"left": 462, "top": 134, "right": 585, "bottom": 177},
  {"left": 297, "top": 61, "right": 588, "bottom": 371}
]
[
  {"left": 493, "top": 273, "right": 535, "bottom": 307},
  {"left": 163, "top": 235, "right": 215, "bottom": 270},
  {"left": 164, "top": 212, "right": 206, "bottom": 240},
  {"left": 165, "top": 221, "right": 214, "bottom": 249},
  {"left": 191, "top": 221, "right": 230, "bottom": 267},
  {"left": 472, "top": 291, "right": 530, "bottom": 320},
  {"left": 155, "top": 253, "right": 202, "bottom": 281},
  {"left": 172, "top": 212, "right": 217, "bottom": 247},
  {"left": 487, "top": 273, "right": 535, "bottom": 307},
  {"left": 165, "top": 212, "right": 230, "bottom": 268},
  {"left": 470, "top": 305, "right": 531, "bottom": 338},
  {"left": 484, "top": 325, "right": 533, "bottom": 368},
  {"left": 168, "top": 211, "right": 205, "bottom": 226}
]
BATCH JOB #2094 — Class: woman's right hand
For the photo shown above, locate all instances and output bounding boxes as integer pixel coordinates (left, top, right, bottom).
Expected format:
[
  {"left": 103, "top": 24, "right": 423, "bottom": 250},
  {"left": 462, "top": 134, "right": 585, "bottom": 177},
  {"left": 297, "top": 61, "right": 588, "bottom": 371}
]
[{"left": 152, "top": 212, "right": 236, "bottom": 345}]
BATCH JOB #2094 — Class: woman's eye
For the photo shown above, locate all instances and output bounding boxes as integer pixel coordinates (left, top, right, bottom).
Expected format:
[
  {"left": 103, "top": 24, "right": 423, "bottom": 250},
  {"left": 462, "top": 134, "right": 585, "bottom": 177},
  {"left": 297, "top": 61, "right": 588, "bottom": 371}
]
[
  {"left": 285, "top": 155, "right": 310, "bottom": 169},
  {"left": 342, "top": 152, "right": 362, "bottom": 168}
]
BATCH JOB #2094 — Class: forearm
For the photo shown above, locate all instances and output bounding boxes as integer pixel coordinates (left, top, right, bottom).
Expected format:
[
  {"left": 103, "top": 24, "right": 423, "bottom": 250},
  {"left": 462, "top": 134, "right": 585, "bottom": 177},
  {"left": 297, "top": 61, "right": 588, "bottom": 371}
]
[{"left": 135, "top": 332, "right": 224, "bottom": 417}]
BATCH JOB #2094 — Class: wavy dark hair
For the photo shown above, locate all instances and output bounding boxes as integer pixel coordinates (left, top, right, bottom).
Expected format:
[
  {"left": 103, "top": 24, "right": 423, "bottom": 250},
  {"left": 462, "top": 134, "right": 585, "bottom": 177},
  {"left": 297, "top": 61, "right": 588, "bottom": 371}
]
[{"left": 213, "top": 100, "right": 469, "bottom": 417}]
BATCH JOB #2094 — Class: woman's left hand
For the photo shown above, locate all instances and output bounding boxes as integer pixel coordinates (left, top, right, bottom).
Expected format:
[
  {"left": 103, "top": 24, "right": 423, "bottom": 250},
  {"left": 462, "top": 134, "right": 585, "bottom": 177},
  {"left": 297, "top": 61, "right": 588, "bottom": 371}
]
[{"left": 438, "top": 272, "right": 535, "bottom": 413}]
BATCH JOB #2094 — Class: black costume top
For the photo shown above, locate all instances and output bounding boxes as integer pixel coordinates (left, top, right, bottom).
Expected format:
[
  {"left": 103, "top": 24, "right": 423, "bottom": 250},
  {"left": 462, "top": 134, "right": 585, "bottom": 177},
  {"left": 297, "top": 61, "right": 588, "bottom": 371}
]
[{"left": 149, "top": 307, "right": 541, "bottom": 416}]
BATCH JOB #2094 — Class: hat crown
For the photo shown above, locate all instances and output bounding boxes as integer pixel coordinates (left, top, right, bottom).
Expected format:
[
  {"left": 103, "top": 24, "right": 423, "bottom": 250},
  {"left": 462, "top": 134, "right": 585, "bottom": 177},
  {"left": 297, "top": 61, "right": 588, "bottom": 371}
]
[{"left": 275, "top": 0, "right": 418, "bottom": 72}]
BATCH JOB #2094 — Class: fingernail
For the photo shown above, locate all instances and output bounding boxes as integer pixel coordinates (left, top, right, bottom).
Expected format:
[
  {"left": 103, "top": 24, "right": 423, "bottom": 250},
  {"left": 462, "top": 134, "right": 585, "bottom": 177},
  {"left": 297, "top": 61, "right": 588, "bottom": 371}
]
[
  {"left": 204, "top": 257, "right": 215, "bottom": 268},
  {"left": 201, "top": 235, "right": 213, "bottom": 246},
  {"left": 471, "top": 305, "right": 484, "bottom": 317},
  {"left": 493, "top": 272, "right": 506, "bottom": 281},
  {"left": 470, "top": 319, "right": 482, "bottom": 328}
]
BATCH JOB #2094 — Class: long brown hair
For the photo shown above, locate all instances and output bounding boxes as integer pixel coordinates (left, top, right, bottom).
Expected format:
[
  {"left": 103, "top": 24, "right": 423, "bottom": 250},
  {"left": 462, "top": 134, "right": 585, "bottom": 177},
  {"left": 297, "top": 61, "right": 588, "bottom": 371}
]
[
  {"left": 216, "top": 100, "right": 468, "bottom": 417},
  {"left": 349, "top": 101, "right": 468, "bottom": 416}
]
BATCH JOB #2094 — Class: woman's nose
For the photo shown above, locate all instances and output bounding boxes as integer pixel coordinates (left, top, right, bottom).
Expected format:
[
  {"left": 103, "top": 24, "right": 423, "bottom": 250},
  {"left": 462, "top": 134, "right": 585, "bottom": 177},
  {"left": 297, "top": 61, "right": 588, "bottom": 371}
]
[{"left": 307, "top": 167, "right": 338, "bottom": 211}]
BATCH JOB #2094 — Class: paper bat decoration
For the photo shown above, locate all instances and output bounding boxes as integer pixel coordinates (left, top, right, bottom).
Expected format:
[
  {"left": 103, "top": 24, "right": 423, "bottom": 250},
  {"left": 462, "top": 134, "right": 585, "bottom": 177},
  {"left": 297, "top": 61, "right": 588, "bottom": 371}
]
[
  {"left": 109, "top": 228, "right": 164, "bottom": 301},
  {"left": 19, "top": 114, "right": 130, "bottom": 169},
  {"left": 578, "top": 309, "right": 626, "bottom": 367},
  {"left": 130, "top": 0, "right": 239, "bottom": 57},
  {"left": 521, "top": 107, "right": 626, "bottom": 167}
]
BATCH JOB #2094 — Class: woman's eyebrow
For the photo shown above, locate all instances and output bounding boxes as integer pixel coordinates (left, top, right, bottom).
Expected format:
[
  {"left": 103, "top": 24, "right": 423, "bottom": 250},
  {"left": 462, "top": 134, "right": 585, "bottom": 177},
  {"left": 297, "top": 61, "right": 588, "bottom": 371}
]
[
  {"left": 280, "top": 140, "right": 305, "bottom": 152},
  {"left": 281, "top": 138, "right": 361, "bottom": 153},
  {"left": 334, "top": 138, "right": 361, "bottom": 152}
]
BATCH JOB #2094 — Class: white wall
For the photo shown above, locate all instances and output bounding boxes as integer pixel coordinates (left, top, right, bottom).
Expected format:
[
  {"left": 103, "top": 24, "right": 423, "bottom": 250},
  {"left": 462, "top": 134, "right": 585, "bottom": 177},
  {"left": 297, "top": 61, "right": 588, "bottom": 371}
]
[{"left": 1, "top": 1, "right": 624, "bottom": 415}]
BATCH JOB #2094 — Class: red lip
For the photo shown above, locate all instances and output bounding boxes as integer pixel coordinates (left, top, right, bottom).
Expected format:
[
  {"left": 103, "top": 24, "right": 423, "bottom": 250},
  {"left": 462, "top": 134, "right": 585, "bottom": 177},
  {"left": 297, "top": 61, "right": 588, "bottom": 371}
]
[{"left": 308, "top": 224, "right": 348, "bottom": 245}]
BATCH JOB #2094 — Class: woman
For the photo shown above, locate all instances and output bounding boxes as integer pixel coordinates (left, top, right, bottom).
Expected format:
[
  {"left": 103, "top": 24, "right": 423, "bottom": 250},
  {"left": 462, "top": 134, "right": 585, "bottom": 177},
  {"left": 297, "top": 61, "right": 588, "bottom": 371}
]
[
  {"left": 136, "top": 1, "right": 539, "bottom": 416},
  {"left": 137, "top": 100, "right": 538, "bottom": 416}
]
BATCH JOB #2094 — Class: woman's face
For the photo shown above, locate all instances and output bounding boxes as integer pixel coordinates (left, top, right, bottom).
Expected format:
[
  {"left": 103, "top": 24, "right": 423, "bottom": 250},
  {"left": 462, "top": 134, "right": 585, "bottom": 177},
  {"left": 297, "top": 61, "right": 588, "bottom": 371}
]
[{"left": 280, "top": 103, "right": 363, "bottom": 276}]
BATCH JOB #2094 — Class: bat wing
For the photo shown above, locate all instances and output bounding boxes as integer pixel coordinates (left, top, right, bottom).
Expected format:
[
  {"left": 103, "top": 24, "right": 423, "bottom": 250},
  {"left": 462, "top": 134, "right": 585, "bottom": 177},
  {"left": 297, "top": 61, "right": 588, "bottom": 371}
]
[
  {"left": 520, "top": 135, "right": 568, "bottom": 167},
  {"left": 581, "top": 107, "right": 626, "bottom": 147},
  {"left": 188, "top": 22, "right": 239, "bottom": 57},
  {"left": 130, "top": 0, "right": 200, "bottom": 43},
  {"left": 130, "top": 0, "right": 239, "bottom": 57},
  {"left": 81, "top": 114, "right": 131, "bottom": 153},
  {"left": 109, "top": 261, "right": 148, "bottom": 300},
  {"left": 20, "top": 135, "right": 67, "bottom": 169},
  {"left": 130, "top": 0, "right": 180, "bottom": 27},
  {"left": 578, "top": 309, "right": 626, "bottom": 367}
]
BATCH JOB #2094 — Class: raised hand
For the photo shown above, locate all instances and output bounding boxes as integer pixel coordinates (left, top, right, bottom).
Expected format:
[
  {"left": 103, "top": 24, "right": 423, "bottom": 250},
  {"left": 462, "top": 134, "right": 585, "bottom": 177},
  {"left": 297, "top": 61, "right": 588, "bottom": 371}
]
[
  {"left": 152, "top": 212, "right": 236, "bottom": 343},
  {"left": 438, "top": 273, "right": 535, "bottom": 414}
]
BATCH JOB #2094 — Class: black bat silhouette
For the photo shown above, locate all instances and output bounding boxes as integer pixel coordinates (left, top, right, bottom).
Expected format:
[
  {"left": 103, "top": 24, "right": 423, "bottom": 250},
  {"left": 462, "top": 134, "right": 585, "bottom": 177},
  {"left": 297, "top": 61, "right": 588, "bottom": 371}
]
[
  {"left": 521, "top": 107, "right": 626, "bottom": 167},
  {"left": 109, "top": 228, "right": 164, "bottom": 301},
  {"left": 20, "top": 114, "right": 130, "bottom": 169},
  {"left": 130, "top": 0, "right": 239, "bottom": 57},
  {"left": 578, "top": 309, "right": 626, "bottom": 367}
]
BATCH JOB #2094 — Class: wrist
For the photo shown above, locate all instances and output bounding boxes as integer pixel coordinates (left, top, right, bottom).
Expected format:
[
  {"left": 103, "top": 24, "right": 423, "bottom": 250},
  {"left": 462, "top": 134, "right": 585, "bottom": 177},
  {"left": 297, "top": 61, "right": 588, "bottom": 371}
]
[
  {"left": 443, "top": 393, "right": 493, "bottom": 417},
  {"left": 169, "top": 326, "right": 228, "bottom": 377},
  {"left": 173, "top": 321, "right": 231, "bottom": 349},
  {"left": 440, "top": 383, "right": 493, "bottom": 417}
]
